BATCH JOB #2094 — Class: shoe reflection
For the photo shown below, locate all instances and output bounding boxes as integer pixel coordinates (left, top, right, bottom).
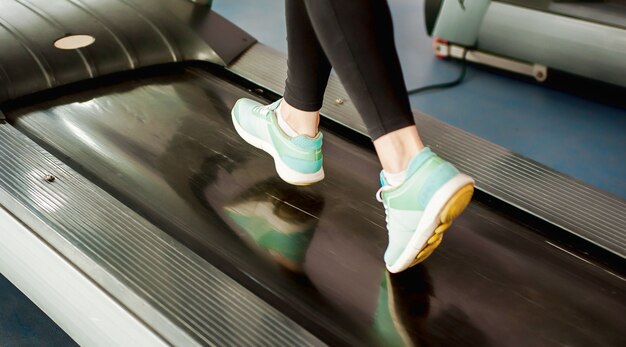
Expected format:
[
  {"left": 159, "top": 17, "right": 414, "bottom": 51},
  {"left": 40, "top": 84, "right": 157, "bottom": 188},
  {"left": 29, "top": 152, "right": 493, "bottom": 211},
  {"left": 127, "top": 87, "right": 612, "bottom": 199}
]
[
  {"left": 223, "top": 178, "right": 324, "bottom": 272},
  {"left": 374, "top": 265, "right": 490, "bottom": 346},
  {"left": 374, "top": 266, "right": 432, "bottom": 347}
]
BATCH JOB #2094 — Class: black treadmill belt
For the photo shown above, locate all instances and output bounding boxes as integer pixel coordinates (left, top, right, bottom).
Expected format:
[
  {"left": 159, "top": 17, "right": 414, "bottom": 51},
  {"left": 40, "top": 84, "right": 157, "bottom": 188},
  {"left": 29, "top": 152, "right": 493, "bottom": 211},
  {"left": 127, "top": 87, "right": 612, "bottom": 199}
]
[{"left": 6, "top": 67, "right": 625, "bottom": 346}]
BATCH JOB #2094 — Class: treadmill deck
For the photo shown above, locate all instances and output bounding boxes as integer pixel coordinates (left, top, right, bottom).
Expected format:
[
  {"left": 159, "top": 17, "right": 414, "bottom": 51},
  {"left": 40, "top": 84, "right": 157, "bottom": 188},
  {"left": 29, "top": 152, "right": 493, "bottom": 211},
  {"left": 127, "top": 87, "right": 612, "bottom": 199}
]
[{"left": 5, "top": 66, "right": 625, "bottom": 346}]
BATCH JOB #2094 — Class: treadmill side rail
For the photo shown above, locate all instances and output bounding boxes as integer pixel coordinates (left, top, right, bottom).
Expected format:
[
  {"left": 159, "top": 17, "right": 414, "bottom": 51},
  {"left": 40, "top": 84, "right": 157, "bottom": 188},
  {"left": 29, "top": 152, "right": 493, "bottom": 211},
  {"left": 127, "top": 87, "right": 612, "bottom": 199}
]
[
  {"left": 0, "top": 206, "right": 168, "bottom": 347},
  {"left": 0, "top": 123, "right": 323, "bottom": 346}
]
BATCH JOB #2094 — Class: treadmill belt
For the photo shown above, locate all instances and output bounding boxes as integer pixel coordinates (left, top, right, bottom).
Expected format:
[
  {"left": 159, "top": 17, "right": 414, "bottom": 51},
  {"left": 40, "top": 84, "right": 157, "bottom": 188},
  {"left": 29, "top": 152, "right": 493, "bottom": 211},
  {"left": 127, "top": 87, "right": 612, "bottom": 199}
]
[{"left": 6, "top": 66, "right": 625, "bottom": 346}]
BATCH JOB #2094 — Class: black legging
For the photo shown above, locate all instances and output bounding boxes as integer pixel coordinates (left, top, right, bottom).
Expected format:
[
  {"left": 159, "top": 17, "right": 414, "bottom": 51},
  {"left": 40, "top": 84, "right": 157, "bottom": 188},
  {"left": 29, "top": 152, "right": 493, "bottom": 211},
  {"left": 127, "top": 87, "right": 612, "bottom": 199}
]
[{"left": 282, "top": 0, "right": 415, "bottom": 140}]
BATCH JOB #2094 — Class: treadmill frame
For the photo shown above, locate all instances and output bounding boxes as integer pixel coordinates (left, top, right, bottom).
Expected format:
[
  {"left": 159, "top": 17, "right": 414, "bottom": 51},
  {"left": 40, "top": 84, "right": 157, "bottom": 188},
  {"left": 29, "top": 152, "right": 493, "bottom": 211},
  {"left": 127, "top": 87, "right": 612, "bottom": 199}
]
[{"left": 0, "top": 0, "right": 625, "bottom": 344}]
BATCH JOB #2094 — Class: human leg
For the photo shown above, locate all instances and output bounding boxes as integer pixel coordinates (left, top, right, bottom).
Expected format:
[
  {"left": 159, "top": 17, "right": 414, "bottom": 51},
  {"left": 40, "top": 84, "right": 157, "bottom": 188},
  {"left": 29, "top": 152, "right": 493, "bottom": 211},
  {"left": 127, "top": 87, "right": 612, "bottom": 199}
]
[
  {"left": 280, "top": 0, "right": 333, "bottom": 137},
  {"left": 302, "top": 0, "right": 474, "bottom": 272},
  {"left": 301, "top": 0, "right": 426, "bottom": 176},
  {"left": 229, "top": 1, "right": 330, "bottom": 185}
]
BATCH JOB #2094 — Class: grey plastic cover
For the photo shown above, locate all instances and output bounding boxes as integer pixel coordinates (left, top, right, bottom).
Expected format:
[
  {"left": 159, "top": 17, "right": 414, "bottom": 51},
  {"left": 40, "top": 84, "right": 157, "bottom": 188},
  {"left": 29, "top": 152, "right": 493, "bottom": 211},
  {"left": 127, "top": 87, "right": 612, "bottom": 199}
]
[{"left": 0, "top": 0, "right": 238, "bottom": 104}]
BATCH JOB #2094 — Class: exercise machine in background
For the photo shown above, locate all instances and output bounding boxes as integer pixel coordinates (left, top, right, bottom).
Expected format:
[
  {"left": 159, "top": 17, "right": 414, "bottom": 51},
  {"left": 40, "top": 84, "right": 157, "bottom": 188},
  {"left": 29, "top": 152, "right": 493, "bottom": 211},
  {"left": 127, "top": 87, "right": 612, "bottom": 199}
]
[{"left": 425, "top": 0, "right": 626, "bottom": 87}]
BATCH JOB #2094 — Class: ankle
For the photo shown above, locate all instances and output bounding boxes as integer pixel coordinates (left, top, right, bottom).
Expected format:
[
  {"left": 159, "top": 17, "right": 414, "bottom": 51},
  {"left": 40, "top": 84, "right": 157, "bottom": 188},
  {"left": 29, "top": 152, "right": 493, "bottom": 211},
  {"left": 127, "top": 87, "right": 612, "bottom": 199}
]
[
  {"left": 383, "top": 170, "right": 407, "bottom": 186},
  {"left": 279, "top": 100, "right": 320, "bottom": 138},
  {"left": 373, "top": 126, "right": 425, "bottom": 173},
  {"left": 383, "top": 147, "right": 423, "bottom": 173}
]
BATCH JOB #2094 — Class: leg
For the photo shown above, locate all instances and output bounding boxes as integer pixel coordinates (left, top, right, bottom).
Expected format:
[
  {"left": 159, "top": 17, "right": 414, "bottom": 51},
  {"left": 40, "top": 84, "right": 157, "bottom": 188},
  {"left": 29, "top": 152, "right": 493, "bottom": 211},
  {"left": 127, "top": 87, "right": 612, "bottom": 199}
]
[
  {"left": 303, "top": 0, "right": 424, "bottom": 173},
  {"left": 229, "top": 1, "right": 329, "bottom": 185},
  {"left": 302, "top": 0, "right": 474, "bottom": 272},
  {"left": 281, "top": 0, "right": 333, "bottom": 137}
]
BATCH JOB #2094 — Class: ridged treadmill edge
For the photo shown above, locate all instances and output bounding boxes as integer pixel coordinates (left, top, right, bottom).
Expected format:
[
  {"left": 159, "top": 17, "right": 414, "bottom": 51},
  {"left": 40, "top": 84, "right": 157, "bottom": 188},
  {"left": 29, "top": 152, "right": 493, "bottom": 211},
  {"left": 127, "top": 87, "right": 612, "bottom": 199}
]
[{"left": 0, "top": 123, "right": 322, "bottom": 346}]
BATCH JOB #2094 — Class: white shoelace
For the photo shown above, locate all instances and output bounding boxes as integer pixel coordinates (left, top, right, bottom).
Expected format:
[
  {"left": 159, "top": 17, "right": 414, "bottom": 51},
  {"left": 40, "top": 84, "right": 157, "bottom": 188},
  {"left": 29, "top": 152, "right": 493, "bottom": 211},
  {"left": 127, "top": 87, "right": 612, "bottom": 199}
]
[
  {"left": 376, "top": 187, "right": 391, "bottom": 226},
  {"left": 254, "top": 104, "right": 272, "bottom": 116},
  {"left": 376, "top": 187, "right": 385, "bottom": 203}
]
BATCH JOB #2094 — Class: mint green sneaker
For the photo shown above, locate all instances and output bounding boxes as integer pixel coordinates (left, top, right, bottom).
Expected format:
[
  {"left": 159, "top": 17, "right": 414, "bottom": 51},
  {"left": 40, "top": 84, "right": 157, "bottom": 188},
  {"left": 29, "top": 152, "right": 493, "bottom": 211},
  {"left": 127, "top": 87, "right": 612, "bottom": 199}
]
[
  {"left": 377, "top": 148, "right": 474, "bottom": 273},
  {"left": 231, "top": 98, "right": 324, "bottom": 185}
]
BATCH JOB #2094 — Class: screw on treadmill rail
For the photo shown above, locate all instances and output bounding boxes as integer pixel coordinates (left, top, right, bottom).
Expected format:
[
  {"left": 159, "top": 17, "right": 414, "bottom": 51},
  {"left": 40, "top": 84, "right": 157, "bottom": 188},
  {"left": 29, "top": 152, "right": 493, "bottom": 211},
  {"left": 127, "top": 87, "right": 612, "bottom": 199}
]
[
  {"left": 44, "top": 174, "right": 56, "bottom": 183},
  {"left": 335, "top": 98, "right": 345, "bottom": 105}
]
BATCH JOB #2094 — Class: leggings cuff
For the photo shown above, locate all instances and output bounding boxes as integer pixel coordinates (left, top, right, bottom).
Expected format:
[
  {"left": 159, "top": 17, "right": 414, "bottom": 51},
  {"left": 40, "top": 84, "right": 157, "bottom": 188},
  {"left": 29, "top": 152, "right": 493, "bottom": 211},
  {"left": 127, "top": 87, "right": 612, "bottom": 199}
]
[
  {"left": 368, "top": 117, "right": 415, "bottom": 141},
  {"left": 284, "top": 86, "right": 324, "bottom": 112}
]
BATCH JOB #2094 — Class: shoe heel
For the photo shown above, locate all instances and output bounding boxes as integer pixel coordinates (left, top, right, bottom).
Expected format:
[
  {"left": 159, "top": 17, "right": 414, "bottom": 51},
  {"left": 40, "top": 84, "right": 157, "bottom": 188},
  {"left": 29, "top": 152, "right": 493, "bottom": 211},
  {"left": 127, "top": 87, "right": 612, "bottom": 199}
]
[
  {"left": 275, "top": 160, "right": 325, "bottom": 186},
  {"left": 440, "top": 184, "right": 474, "bottom": 225},
  {"left": 410, "top": 183, "right": 474, "bottom": 266}
]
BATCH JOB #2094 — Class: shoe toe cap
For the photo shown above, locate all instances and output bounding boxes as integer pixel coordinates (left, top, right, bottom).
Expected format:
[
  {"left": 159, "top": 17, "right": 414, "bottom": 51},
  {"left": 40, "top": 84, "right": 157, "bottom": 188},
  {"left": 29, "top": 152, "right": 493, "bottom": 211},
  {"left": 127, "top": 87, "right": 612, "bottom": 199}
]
[{"left": 234, "top": 98, "right": 262, "bottom": 115}]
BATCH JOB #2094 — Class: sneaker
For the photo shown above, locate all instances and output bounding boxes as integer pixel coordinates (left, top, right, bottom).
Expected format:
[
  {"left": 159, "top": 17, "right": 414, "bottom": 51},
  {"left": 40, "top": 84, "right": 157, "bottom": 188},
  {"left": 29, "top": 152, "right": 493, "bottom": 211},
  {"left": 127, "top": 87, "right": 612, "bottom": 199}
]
[
  {"left": 377, "top": 148, "right": 474, "bottom": 273},
  {"left": 231, "top": 98, "right": 324, "bottom": 185}
]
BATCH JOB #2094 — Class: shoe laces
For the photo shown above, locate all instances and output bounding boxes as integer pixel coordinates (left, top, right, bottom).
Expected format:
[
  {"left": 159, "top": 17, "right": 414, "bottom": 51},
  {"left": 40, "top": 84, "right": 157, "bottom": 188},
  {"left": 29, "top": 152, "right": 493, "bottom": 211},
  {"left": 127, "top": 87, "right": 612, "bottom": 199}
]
[
  {"left": 376, "top": 187, "right": 385, "bottom": 203},
  {"left": 376, "top": 187, "right": 391, "bottom": 227},
  {"left": 253, "top": 104, "right": 273, "bottom": 117}
]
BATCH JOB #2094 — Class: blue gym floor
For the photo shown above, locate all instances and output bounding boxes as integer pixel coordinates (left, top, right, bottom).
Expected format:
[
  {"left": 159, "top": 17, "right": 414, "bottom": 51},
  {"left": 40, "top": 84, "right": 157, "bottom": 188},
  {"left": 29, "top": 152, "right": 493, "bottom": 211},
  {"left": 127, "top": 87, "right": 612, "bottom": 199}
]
[
  {"left": 2, "top": 1, "right": 624, "bottom": 345},
  {"left": 0, "top": 275, "right": 76, "bottom": 346}
]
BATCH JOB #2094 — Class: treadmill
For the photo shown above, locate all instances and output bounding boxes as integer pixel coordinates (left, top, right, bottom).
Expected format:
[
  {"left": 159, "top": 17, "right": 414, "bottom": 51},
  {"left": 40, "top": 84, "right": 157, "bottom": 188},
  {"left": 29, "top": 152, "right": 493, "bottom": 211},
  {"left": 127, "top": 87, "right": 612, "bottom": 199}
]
[
  {"left": 426, "top": 0, "right": 626, "bottom": 87},
  {"left": 0, "top": 0, "right": 624, "bottom": 345}
]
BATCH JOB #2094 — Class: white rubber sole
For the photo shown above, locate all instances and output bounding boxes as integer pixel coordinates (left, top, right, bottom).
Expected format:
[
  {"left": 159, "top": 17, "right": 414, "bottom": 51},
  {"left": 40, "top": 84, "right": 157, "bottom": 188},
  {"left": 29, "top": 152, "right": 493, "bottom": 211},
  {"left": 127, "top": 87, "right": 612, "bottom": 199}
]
[
  {"left": 386, "top": 173, "right": 475, "bottom": 273},
  {"left": 231, "top": 111, "right": 325, "bottom": 186}
]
